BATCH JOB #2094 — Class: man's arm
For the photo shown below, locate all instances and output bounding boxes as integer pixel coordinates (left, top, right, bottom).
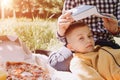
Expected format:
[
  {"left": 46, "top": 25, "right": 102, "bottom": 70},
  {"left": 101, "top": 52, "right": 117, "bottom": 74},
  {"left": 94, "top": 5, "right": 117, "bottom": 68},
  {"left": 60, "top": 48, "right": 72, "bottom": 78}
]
[
  {"left": 102, "top": 15, "right": 120, "bottom": 37},
  {"left": 48, "top": 46, "right": 73, "bottom": 71},
  {"left": 116, "top": 1, "right": 120, "bottom": 20},
  {"left": 114, "top": 1, "right": 120, "bottom": 37},
  {"left": 57, "top": 0, "right": 80, "bottom": 43}
]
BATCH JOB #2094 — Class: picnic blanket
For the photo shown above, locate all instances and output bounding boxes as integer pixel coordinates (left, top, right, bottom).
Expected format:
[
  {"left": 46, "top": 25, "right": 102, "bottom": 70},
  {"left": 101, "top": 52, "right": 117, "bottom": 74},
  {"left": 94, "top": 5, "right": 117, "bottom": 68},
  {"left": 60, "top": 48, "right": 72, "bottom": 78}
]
[{"left": 0, "top": 35, "right": 78, "bottom": 80}]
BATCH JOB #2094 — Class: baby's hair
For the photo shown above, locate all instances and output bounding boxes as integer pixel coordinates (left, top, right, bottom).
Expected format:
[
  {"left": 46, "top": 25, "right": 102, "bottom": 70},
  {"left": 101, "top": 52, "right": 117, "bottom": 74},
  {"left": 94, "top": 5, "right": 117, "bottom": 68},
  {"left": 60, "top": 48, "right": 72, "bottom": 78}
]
[
  {"left": 64, "top": 21, "right": 87, "bottom": 46},
  {"left": 65, "top": 21, "right": 87, "bottom": 37}
]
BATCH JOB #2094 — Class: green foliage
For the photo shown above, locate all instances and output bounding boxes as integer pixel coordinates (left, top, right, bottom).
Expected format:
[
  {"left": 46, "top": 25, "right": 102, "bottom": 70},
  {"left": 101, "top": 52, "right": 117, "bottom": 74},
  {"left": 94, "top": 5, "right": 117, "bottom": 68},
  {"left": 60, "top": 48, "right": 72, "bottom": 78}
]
[
  {"left": 5, "top": 0, "right": 64, "bottom": 18},
  {"left": 0, "top": 18, "right": 63, "bottom": 51}
]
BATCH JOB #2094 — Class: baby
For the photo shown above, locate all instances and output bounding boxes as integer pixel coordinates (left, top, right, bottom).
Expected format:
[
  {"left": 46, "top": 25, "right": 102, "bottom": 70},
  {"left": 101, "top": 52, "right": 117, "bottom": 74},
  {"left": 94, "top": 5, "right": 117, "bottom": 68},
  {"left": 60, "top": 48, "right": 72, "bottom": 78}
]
[{"left": 64, "top": 21, "right": 120, "bottom": 80}]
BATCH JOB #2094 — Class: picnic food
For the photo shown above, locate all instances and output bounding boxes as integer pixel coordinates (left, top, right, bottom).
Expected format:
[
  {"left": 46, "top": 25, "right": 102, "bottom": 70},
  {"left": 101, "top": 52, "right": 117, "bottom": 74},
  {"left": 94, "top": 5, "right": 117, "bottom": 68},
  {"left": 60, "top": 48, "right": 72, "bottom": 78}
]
[{"left": 6, "top": 62, "right": 51, "bottom": 80}]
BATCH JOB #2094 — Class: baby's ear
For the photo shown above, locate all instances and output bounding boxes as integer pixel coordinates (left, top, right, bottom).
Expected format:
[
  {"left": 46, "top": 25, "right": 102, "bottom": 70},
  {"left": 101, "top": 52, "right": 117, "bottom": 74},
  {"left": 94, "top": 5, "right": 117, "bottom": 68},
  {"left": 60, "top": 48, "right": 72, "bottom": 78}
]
[{"left": 66, "top": 44, "right": 75, "bottom": 51}]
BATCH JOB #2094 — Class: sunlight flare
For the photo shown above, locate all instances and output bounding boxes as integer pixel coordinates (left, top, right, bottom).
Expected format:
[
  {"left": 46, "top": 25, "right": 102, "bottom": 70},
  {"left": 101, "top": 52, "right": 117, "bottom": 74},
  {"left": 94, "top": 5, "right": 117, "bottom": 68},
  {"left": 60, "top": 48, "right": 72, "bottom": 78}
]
[{"left": 2, "top": 0, "right": 12, "bottom": 7}]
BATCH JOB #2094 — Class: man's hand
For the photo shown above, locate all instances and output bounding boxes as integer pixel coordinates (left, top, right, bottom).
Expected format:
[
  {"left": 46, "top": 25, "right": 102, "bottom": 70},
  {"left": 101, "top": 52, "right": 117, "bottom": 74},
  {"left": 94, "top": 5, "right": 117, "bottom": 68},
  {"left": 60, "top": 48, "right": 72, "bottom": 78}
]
[
  {"left": 102, "top": 14, "right": 119, "bottom": 35},
  {"left": 57, "top": 12, "right": 74, "bottom": 36}
]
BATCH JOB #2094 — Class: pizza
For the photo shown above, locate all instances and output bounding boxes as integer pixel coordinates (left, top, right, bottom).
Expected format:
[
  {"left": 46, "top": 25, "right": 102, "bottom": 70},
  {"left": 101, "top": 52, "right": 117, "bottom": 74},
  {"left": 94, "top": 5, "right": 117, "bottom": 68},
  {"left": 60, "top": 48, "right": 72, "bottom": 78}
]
[{"left": 5, "top": 62, "right": 51, "bottom": 80}]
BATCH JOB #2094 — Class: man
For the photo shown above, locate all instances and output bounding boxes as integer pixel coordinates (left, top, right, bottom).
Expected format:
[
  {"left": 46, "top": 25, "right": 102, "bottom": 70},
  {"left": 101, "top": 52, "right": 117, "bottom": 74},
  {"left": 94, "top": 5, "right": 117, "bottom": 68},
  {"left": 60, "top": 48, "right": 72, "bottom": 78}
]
[{"left": 48, "top": 0, "right": 120, "bottom": 71}]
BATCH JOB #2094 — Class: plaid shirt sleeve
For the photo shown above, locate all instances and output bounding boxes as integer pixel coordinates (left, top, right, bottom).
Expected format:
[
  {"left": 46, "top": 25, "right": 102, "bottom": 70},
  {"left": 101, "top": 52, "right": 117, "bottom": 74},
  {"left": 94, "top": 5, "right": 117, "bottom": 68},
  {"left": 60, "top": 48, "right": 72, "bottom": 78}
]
[
  {"left": 115, "top": 1, "right": 120, "bottom": 37},
  {"left": 48, "top": 46, "right": 73, "bottom": 71},
  {"left": 117, "top": 1, "right": 120, "bottom": 20}
]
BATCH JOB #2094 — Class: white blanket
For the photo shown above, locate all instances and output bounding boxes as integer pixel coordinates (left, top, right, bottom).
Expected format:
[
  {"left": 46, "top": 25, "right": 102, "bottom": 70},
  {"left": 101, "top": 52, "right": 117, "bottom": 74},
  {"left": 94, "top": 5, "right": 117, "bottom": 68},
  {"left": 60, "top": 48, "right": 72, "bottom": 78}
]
[{"left": 0, "top": 35, "right": 78, "bottom": 80}]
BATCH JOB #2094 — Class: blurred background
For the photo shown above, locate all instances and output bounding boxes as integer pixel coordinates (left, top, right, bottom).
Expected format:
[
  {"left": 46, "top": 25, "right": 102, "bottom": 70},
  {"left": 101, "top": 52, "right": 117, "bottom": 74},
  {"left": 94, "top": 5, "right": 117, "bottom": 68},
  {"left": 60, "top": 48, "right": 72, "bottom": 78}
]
[
  {"left": 0, "top": 0, "right": 64, "bottom": 52},
  {"left": 0, "top": 0, "right": 119, "bottom": 53},
  {"left": 0, "top": 0, "right": 63, "bottom": 19}
]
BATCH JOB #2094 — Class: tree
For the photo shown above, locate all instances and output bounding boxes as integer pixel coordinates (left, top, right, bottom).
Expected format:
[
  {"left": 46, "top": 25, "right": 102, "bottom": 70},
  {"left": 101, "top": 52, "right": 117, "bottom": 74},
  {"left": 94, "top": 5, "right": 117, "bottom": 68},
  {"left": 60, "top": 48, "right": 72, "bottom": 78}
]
[{"left": 0, "top": 0, "right": 64, "bottom": 19}]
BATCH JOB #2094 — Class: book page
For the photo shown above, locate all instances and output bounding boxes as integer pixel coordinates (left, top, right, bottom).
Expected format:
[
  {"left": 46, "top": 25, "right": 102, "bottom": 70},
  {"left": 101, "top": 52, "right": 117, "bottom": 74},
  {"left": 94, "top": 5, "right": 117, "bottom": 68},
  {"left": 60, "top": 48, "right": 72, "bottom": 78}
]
[{"left": 69, "top": 5, "right": 111, "bottom": 21}]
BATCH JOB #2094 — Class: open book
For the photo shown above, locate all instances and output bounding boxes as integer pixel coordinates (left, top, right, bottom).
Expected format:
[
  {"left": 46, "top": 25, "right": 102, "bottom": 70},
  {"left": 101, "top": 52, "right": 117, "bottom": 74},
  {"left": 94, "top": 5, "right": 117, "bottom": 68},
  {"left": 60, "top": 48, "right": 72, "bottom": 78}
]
[{"left": 69, "top": 5, "right": 107, "bottom": 21}]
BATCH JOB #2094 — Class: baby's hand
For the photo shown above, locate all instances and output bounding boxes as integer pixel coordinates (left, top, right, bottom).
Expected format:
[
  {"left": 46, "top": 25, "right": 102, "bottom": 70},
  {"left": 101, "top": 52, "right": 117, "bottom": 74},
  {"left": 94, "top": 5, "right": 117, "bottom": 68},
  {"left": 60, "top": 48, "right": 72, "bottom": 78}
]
[{"left": 57, "top": 12, "right": 74, "bottom": 36}]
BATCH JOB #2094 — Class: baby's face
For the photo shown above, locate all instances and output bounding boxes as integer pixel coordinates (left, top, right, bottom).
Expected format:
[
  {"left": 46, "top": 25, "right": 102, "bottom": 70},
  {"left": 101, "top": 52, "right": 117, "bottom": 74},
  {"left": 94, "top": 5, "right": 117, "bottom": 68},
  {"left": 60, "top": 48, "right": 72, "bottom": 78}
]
[{"left": 67, "top": 25, "right": 95, "bottom": 53}]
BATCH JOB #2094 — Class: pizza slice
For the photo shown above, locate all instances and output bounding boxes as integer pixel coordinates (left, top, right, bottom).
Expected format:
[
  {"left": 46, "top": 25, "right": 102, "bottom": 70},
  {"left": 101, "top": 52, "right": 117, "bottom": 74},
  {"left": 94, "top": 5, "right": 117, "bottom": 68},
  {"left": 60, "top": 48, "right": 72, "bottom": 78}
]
[{"left": 5, "top": 62, "right": 51, "bottom": 80}]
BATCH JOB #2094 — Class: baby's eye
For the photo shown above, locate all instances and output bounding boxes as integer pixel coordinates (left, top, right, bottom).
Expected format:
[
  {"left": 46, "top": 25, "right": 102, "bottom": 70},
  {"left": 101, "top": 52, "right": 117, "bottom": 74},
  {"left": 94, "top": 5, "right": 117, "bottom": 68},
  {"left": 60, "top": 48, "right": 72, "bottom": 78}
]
[
  {"left": 79, "top": 37, "right": 84, "bottom": 40},
  {"left": 88, "top": 34, "right": 93, "bottom": 38}
]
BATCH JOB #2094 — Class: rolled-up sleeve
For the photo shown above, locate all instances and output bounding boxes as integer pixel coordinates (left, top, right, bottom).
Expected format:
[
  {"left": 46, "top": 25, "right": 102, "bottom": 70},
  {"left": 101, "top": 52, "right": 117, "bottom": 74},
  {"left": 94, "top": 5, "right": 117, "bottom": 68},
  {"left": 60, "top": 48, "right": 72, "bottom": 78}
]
[{"left": 48, "top": 46, "right": 73, "bottom": 71}]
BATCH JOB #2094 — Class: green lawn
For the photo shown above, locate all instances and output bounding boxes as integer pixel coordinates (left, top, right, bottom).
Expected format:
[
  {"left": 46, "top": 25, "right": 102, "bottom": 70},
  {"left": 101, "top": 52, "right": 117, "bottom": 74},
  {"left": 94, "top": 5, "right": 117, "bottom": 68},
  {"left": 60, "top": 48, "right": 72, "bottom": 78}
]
[{"left": 0, "top": 18, "right": 63, "bottom": 51}]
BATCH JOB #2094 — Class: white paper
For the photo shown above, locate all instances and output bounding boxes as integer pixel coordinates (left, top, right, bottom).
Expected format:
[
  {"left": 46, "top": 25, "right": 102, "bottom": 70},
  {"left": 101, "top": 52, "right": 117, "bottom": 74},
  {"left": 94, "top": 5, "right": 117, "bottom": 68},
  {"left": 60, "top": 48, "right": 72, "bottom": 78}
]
[{"left": 70, "top": 5, "right": 109, "bottom": 21}]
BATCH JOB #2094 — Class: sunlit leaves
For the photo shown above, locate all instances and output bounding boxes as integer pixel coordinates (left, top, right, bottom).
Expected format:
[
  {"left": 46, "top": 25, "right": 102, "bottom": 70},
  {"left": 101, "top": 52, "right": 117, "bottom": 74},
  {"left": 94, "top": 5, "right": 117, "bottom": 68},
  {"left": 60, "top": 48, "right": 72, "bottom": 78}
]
[{"left": 6, "top": 0, "right": 63, "bottom": 18}]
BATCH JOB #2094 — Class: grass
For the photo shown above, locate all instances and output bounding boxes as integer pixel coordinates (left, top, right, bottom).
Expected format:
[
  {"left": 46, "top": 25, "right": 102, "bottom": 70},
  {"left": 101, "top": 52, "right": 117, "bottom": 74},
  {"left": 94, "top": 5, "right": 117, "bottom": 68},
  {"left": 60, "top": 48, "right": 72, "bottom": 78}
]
[{"left": 0, "top": 18, "right": 63, "bottom": 51}]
